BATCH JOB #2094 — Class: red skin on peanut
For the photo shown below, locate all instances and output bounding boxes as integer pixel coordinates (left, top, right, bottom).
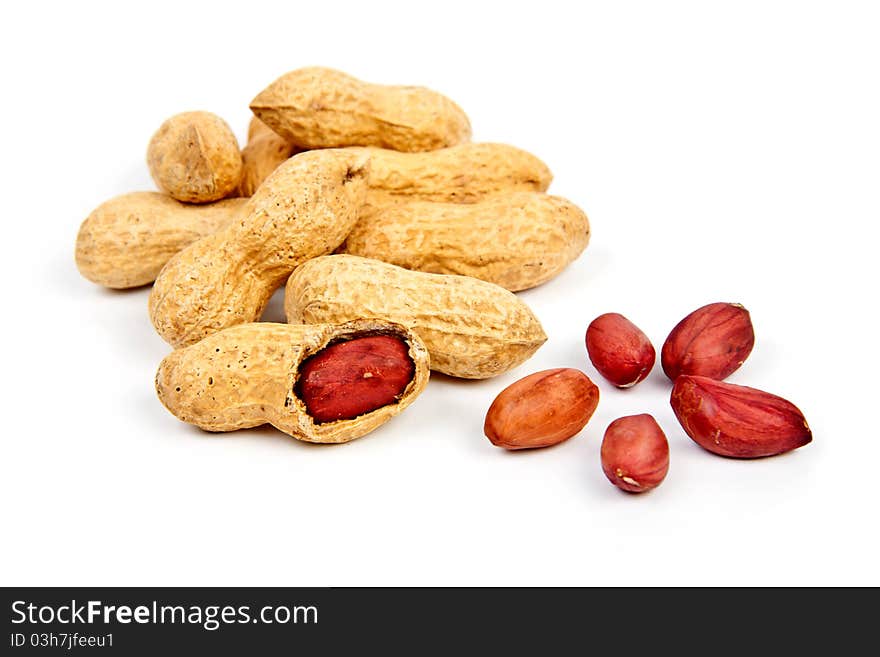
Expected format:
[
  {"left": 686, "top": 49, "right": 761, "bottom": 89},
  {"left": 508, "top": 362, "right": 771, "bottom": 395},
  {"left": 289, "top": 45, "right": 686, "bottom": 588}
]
[
  {"left": 601, "top": 414, "right": 669, "bottom": 493},
  {"left": 484, "top": 368, "right": 600, "bottom": 450},
  {"left": 661, "top": 302, "right": 755, "bottom": 381},
  {"left": 296, "top": 335, "right": 414, "bottom": 423},
  {"left": 670, "top": 375, "right": 812, "bottom": 458},
  {"left": 585, "top": 313, "right": 655, "bottom": 388}
]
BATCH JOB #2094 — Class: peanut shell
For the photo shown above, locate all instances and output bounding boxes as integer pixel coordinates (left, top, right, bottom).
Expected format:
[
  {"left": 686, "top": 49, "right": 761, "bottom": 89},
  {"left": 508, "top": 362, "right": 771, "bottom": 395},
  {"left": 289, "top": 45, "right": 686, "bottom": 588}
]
[
  {"left": 150, "top": 149, "right": 369, "bottom": 348},
  {"left": 342, "top": 192, "right": 590, "bottom": 291},
  {"left": 78, "top": 143, "right": 551, "bottom": 291},
  {"left": 74, "top": 192, "right": 246, "bottom": 289},
  {"left": 234, "top": 140, "right": 552, "bottom": 205},
  {"left": 284, "top": 254, "right": 547, "bottom": 379},
  {"left": 147, "top": 111, "right": 243, "bottom": 203},
  {"left": 250, "top": 67, "right": 471, "bottom": 152},
  {"left": 156, "top": 320, "right": 430, "bottom": 443},
  {"left": 353, "top": 142, "right": 552, "bottom": 204},
  {"left": 236, "top": 117, "right": 299, "bottom": 197}
]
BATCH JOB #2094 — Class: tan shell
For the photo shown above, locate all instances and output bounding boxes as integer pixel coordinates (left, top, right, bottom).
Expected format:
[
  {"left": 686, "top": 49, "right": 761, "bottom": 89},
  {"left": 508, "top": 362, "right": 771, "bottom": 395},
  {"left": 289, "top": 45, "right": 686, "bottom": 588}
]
[
  {"left": 147, "top": 111, "right": 243, "bottom": 203},
  {"left": 74, "top": 192, "right": 246, "bottom": 289},
  {"left": 250, "top": 67, "right": 471, "bottom": 152},
  {"left": 236, "top": 117, "right": 299, "bottom": 197},
  {"left": 354, "top": 142, "right": 552, "bottom": 204},
  {"left": 342, "top": 192, "right": 591, "bottom": 291},
  {"left": 234, "top": 139, "right": 553, "bottom": 204},
  {"left": 247, "top": 115, "right": 274, "bottom": 142},
  {"left": 150, "top": 149, "right": 370, "bottom": 348},
  {"left": 156, "top": 320, "right": 430, "bottom": 443},
  {"left": 285, "top": 255, "right": 547, "bottom": 379}
]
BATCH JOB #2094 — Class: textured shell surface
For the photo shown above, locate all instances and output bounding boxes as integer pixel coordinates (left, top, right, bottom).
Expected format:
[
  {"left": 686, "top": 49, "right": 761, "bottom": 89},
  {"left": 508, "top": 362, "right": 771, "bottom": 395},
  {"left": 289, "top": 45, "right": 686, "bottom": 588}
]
[
  {"left": 285, "top": 255, "right": 547, "bottom": 379},
  {"left": 74, "top": 192, "right": 246, "bottom": 289},
  {"left": 149, "top": 150, "right": 369, "bottom": 348},
  {"left": 237, "top": 117, "right": 298, "bottom": 197},
  {"left": 250, "top": 67, "right": 472, "bottom": 152},
  {"left": 147, "top": 111, "right": 243, "bottom": 203},
  {"left": 247, "top": 116, "right": 276, "bottom": 142},
  {"left": 351, "top": 142, "right": 552, "bottom": 204},
  {"left": 342, "top": 192, "right": 590, "bottom": 291},
  {"left": 155, "top": 320, "right": 430, "bottom": 443}
]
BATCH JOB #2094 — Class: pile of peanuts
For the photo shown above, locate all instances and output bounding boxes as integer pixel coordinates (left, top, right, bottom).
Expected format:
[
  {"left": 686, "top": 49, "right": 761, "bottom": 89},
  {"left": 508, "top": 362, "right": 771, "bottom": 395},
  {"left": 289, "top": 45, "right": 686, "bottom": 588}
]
[{"left": 75, "top": 66, "right": 811, "bottom": 495}]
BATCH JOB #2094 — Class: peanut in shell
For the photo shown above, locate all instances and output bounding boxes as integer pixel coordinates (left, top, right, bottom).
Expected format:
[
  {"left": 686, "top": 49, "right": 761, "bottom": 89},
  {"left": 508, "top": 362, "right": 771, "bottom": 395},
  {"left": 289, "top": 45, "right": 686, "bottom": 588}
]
[
  {"left": 147, "top": 111, "right": 243, "bottom": 203},
  {"left": 150, "top": 149, "right": 369, "bottom": 348},
  {"left": 74, "top": 192, "right": 246, "bottom": 289},
  {"left": 250, "top": 66, "right": 471, "bottom": 153},
  {"left": 353, "top": 142, "right": 552, "bottom": 204},
  {"left": 236, "top": 117, "right": 299, "bottom": 197},
  {"left": 284, "top": 254, "right": 547, "bottom": 379},
  {"left": 156, "top": 320, "right": 430, "bottom": 443},
  {"left": 342, "top": 191, "right": 590, "bottom": 291}
]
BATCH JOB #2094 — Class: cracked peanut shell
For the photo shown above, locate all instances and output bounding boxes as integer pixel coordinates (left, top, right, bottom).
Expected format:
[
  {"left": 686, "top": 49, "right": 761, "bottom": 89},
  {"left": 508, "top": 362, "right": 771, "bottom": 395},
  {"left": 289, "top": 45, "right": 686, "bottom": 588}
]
[
  {"left": 284, "top": 254, "right": 547, "bottom": 379},
  {"left": 156, "top": 320, "right": 430, "bottom": 443}
]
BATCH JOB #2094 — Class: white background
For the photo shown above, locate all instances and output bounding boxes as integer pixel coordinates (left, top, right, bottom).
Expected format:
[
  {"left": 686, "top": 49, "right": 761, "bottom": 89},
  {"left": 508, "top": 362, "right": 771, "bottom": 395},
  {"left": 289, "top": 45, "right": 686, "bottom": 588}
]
[{"left": 2, "top": 0, "right": 878, "bottom": 586}]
